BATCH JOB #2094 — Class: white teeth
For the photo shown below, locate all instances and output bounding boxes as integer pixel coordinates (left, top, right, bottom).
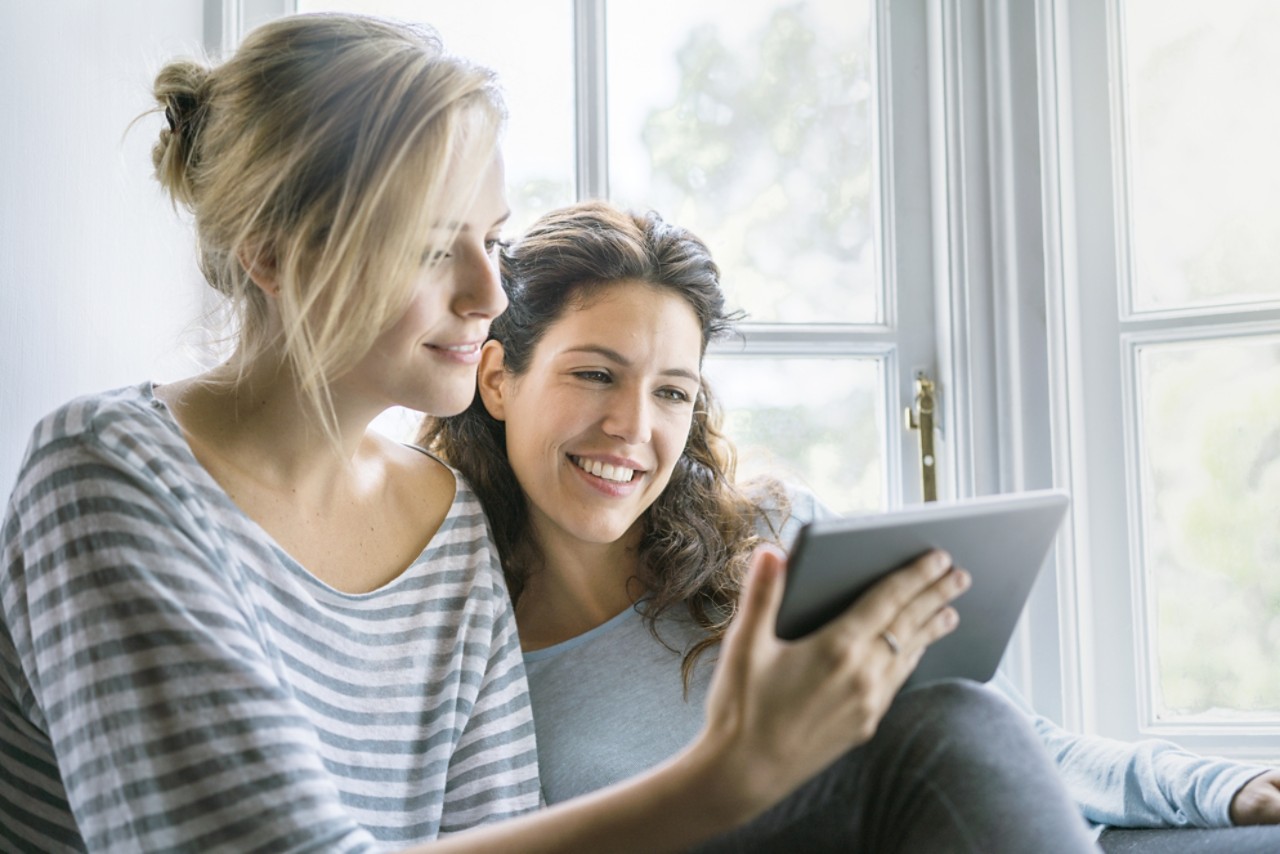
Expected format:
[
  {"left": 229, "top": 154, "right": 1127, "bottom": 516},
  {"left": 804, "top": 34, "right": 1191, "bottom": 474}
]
[
  {"left": 571, "top": 455, "right": 635, "bottom": 483},
  {"left": 440, "top": 343, "right": 478, "bottom": 353}
]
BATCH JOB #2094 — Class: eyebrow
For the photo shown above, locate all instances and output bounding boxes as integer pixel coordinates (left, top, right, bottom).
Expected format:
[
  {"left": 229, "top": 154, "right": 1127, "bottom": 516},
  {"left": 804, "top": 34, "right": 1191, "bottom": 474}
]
[
  {"left": 432, "top": 210, "right": 512, "bottom": 232},
  {"left": 564, "top": 345, "right": 700, "bottom": 383}
]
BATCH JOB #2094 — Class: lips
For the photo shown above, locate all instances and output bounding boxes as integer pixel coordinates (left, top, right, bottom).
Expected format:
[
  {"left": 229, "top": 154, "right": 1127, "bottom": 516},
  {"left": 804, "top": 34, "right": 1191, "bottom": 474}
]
[{"left": 423, "top": 339, "right": 486, "bottom": 365}]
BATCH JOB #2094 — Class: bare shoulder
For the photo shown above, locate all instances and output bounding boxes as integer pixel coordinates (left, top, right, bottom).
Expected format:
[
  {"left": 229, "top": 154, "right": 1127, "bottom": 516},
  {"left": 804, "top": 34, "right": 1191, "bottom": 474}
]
[{"left": 369, "top": 430, "right": 458, "bottom": 513}]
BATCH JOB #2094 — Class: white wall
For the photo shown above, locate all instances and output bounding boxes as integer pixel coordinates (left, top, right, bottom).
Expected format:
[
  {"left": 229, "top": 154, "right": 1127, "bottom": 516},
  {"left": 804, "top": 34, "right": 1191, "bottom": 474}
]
[{"left": 1, "top": 1, "right": 208, "bottom": 494}]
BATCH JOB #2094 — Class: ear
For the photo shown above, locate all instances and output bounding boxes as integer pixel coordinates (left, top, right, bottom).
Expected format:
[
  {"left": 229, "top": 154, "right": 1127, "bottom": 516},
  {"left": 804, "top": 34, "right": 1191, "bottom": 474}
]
[
  {"left": 476, "top": 340, "right": 510, "bottom": 421},
  {"left": 238, "top": 245, "right": 280, "bottom": 297}
]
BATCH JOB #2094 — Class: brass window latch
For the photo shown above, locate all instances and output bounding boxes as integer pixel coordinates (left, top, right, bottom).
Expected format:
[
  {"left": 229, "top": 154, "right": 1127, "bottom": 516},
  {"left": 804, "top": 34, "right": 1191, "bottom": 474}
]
[{"left": 904, "top": 372, "right": 938, "bottom": 502}]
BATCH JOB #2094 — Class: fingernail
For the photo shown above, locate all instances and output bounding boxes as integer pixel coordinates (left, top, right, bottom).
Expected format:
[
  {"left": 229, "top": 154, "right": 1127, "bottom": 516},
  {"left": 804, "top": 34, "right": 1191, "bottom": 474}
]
[
  {"left": 935, "top": 551, "right": 952, "bottom": 572},
  {"left": 954, "top": 569, "right": 971, "bottom": 590}
]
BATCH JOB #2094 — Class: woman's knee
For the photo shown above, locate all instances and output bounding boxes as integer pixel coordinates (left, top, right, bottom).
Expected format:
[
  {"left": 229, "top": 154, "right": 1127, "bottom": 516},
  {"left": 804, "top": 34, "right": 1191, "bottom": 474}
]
[
  {"left": 885, "top": 678, "right": 1021, "bottom": 737},
  {"left": 864, "top": 677, "right": 1056, "bottom": 782}
]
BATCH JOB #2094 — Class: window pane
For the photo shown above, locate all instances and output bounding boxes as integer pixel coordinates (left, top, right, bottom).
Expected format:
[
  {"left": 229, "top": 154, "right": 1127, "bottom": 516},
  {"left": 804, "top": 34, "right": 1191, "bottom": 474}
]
[
  {"left": 1125, "top": 1, "right": 1280, "bottom": 311},
  {"left": 1139, "top": 336, "right": 1280, "bottom": 718},
  {"left": 297, "top": 0, "right": 575, "bottom": 234},
  {"left": 703, "top": 355, "right": 885, "bottom": 514},
  {"left": 608, "top": 0, "right": 879, "bottom": 324}
]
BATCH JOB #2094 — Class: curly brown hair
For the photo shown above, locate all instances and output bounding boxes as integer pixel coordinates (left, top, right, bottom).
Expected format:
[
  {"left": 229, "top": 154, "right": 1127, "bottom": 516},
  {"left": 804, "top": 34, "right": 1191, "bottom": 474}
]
[{"left": 419, "top": 200, "right": 788, "bottom": 685}]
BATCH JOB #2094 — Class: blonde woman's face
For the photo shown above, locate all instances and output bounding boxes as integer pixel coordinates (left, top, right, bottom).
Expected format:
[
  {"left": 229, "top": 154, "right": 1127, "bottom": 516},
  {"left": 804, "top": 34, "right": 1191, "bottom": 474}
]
[
  {"left": 482, "top": 283, "right": 702, "bottom": 553},
  {"left": 345, "top": 154, "right": 511, "bottom": 417}
]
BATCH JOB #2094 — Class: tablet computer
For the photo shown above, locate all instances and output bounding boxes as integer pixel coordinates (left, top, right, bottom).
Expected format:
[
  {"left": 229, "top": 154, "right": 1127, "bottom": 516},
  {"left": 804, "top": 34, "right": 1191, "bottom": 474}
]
[{"left": 775, "top": 489, "right": 1070, "bottom": 687}]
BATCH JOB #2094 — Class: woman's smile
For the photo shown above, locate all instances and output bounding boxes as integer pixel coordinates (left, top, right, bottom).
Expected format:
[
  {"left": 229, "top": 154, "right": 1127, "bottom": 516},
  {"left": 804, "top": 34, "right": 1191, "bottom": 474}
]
[{"left": 567, "top": 453, "right": 646, "bottom": 496}]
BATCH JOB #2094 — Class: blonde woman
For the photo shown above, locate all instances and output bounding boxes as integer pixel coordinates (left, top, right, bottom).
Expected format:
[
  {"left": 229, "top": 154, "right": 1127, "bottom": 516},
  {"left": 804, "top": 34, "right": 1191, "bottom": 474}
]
[{"left": 0, "top": 14, "right": 970, "bottom": 853}]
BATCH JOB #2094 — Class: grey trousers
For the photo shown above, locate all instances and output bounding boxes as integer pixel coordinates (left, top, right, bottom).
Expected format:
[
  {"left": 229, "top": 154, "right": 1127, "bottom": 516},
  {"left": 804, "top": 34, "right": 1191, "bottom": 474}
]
[{"left": 694, "top": 679, "right": 1100, "bottom": 853}]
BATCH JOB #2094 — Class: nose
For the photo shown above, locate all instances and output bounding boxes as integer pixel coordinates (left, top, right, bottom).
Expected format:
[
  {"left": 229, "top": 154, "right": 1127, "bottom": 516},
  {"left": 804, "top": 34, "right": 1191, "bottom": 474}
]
[
  {"left": 453, "top": 243, "right": 508, "bottom": 319},
  {"left": 601, "top": 385, "right": 653, "bottom": 446}
]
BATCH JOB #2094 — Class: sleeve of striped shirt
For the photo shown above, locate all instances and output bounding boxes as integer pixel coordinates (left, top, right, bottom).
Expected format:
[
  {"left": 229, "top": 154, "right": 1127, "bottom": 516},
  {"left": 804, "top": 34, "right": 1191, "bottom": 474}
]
[
  {"left": 1, "top": 410, "right": 378, "bottom": 852},
  {"left": 438, "top": 546, "right": 540, "bottom": 833}
]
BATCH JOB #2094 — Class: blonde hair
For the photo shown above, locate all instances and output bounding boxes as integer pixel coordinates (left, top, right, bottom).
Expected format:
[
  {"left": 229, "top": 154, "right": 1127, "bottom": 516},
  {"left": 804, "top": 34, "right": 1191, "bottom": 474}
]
[{"left": 151, "top": 13, "right": 505, "bottom": 436}]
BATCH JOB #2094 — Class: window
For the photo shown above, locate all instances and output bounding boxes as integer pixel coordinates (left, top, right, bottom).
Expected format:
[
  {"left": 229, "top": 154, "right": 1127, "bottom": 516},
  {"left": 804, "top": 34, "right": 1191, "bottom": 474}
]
[
  {"left": 607, "top": 1, "right": 879, "bottom": 327},
  {"left": 297, "top": 0, "right": 576, "bottom": 234},
  {"left": 606, "top": 0, "right": 895, "bottom": 513},
  {"left": 293, "top": 0, "right": 943, "bottom": 514},
  {"left": 1044, "top": 0, "right": 1280, "bottom": 755}
]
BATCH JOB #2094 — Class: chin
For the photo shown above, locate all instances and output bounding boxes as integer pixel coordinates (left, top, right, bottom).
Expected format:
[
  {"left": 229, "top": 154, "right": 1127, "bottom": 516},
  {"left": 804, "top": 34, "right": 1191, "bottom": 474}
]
[
  {"left": 570, "top": 519, "right": 638, "bottom": 547},
  {"left": 416, "top": 390, "right": 477, "bottom": 418}
]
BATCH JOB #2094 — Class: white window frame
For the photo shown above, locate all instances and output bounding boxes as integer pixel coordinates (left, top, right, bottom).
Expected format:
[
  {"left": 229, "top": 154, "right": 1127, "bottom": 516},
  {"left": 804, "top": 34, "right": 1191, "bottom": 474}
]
[
  {"left": 923, "top": 0, "right": 1074, "bottom": 718},
  {"left": 912, "top": 0, "right": 1280, "bottom": 756},
  {"left": 1038, "top": 0, "right": 1280, "bottom": 758}
]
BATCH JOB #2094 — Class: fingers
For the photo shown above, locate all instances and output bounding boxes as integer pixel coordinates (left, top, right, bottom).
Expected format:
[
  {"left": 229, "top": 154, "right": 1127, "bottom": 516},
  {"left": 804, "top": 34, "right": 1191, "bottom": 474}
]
[
  {"left": 806, "top": 549, "right": 966, "bottom": 684},
  {"left": 862, "top": 550, "right": 955, "bottom": 624},
  {"left": 886, "top": 564, "right": 969, "bottom": 656},
  {"left": 883, "top": 601, "right": 960, "bottom": 678},
  {"left": 824, "top": 549, "right": 956, "bottom": 638}
]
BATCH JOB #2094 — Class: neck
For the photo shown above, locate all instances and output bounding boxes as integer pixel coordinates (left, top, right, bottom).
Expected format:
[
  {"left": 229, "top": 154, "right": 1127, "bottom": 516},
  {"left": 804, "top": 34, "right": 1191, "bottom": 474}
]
[
  {"left": 160, "top": 354, "right": 384, "bottom": 503},
  {"left": 515, "top": 524, "right": 646, "bottom": 651}
]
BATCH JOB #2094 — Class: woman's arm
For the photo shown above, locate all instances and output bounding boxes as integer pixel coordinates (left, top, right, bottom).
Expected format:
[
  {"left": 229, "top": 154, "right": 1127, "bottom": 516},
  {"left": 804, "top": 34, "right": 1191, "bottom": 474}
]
[
  {"left": 989, "top": 672, "right": 1275, "bottom": 829},
  {"left": 424, "top": 545, "right": 965, "bottom": 854}
]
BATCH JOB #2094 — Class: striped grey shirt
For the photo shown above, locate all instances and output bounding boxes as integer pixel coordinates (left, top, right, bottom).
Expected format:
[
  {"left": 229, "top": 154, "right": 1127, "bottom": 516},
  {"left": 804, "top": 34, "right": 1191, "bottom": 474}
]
[{"left": 0, "top": 384, "right": 540, "bottom": 852}]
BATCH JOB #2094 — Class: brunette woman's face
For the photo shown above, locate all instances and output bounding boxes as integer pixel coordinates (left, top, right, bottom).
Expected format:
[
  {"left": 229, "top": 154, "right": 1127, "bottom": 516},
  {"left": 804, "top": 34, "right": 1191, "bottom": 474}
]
[{"left": 480, "top": 282, "right": 703, "bottom": 552}]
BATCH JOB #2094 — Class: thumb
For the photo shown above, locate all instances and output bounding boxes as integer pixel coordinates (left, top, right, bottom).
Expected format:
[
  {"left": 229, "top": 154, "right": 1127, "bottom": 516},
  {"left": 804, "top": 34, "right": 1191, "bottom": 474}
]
[
  {"left": 704, "top": 546, "right": 786, "bottom": 729},
  {"left": 725, "top": 545, "right": 786, "bottom": 651}
]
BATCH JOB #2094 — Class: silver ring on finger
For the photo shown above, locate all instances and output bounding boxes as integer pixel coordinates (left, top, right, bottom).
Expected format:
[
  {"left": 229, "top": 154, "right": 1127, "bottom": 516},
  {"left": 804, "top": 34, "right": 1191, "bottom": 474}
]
[{"left": 881, "top": 630, "right": 902, "bottom": 656}]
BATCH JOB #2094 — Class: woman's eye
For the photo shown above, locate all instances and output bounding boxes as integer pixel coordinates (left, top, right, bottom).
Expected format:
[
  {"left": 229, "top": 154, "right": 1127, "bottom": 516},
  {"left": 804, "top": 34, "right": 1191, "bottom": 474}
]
[
  {"left": 485, "top": 237, "right": 511, "bottom": 256},
  {"left": 421, "top": 248, "right": 451, "bottom": 265},
  {"left": 657, "top": 387, "right": 692, "bottom": 403},
  {"left": 572, "top": 370, "right": 611, "bottom": 384}
]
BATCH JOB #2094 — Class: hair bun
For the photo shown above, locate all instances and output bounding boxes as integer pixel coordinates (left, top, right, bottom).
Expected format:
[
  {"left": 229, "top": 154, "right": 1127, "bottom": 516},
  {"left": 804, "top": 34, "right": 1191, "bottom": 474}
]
[
  {"left": 151, "top": 59, "right": 211, "bottom": 208},
  {"left": 163, "top": 90, "right": 199, "bottom": 136}
]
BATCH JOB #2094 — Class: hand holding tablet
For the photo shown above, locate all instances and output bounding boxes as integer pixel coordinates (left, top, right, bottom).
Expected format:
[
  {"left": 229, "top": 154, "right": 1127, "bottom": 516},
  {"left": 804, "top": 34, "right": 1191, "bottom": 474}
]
[{"left": 775, "top": 489, "right": 1070, "bottom": 687}]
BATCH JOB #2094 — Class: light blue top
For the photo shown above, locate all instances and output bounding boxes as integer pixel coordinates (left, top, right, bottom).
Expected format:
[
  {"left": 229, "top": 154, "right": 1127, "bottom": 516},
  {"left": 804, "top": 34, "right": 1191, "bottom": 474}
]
[
  {"left": 523, "top": 487, "right": 1268, "bottom": 830},
  {"left": 524, "top": 602, "right": 713, "bottom": 803}
]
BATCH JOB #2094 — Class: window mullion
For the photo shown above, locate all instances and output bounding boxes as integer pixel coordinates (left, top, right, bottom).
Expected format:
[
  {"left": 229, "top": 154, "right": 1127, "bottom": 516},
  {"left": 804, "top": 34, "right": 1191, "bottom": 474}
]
[
  {"left": 221, "top": 0, "right": 296, "bottom": 48},
  {"left": 207, "top": 0, "right": 242, "bottom": 53},
  {"left": 573, "top": 0, "right": 608, "bottom": 200}
]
